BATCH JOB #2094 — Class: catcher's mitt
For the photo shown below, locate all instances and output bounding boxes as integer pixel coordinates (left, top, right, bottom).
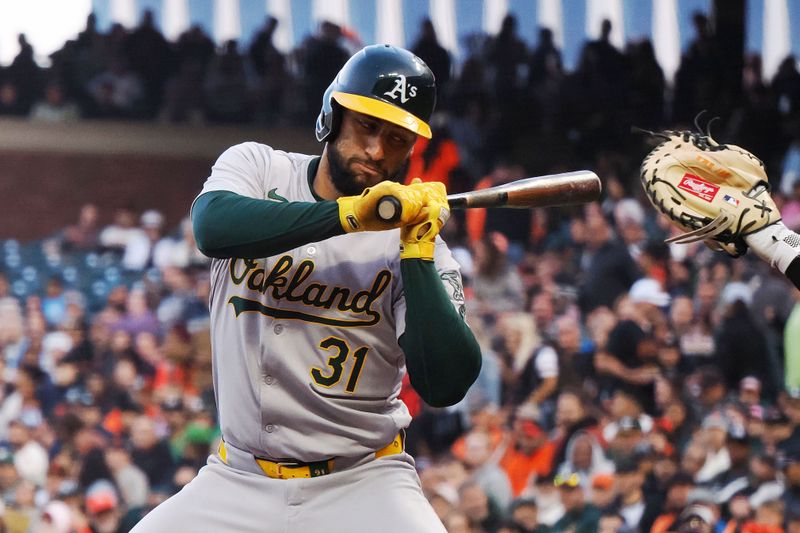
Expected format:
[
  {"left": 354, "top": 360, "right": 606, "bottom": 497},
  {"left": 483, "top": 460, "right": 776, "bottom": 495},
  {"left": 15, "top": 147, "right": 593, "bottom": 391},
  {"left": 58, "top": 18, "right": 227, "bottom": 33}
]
[{"left": 640, "top": 129, "right": 780, "bottom": 257}]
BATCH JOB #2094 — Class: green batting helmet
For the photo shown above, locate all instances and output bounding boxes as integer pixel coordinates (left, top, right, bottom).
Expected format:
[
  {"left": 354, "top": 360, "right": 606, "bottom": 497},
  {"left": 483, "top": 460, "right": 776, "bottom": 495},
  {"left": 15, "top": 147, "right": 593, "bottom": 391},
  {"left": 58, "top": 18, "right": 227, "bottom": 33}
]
[{"left": 315, "top": 44, "right": 437, "bottom": 142}]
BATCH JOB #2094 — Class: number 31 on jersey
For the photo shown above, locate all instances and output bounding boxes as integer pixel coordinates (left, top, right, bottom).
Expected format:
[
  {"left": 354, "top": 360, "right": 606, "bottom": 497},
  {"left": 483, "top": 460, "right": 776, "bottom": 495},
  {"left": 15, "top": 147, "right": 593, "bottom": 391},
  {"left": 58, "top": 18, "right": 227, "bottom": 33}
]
[{"left": 310, "top": 336, "right": 368, "bottom": 393}]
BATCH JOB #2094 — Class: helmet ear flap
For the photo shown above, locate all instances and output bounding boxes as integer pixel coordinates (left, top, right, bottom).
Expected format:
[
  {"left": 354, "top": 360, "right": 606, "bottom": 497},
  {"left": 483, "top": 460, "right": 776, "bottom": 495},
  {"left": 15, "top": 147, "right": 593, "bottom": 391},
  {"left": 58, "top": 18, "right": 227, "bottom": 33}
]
[
  {"left": 315, "top": 99, "right": 341, "bottom": 142},
  {"left": 315, "top": 83, "right": 338, "bottom": 142},
  {"left": 325, "top": 99, "right": 342, "bottom": 142}
]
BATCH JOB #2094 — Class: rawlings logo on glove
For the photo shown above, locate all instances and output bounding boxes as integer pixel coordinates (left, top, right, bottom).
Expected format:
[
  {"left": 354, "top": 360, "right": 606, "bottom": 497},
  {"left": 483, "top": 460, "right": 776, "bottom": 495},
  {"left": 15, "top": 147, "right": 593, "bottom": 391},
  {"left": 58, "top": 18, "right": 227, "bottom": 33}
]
[{"left": 639, "top": 127, "right": 780, "bottom": 257}]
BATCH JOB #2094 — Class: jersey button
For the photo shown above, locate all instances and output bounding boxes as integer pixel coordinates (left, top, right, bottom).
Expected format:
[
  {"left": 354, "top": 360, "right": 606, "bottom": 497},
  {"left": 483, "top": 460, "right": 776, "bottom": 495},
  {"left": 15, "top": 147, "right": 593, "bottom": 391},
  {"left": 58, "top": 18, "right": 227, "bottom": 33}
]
[
  {"left": 306, "top": 246, "right": 316, "bottom": 255},
  {"left": 273, "top": 324, "right": 284, "bottom": 335},
  {"left": 265, "top": 375, "right": 274, "bottom": 385},
  {"left": 265, "top": 424, "right": 275, "bottom": 433}
]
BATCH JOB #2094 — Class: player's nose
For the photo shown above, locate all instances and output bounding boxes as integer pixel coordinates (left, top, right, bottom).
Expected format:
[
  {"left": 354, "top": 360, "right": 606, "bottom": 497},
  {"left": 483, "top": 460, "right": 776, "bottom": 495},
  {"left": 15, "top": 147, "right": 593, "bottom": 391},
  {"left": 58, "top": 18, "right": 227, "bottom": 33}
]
[{"left": 364, "top": 134, "right": 385, "bottom": 161}]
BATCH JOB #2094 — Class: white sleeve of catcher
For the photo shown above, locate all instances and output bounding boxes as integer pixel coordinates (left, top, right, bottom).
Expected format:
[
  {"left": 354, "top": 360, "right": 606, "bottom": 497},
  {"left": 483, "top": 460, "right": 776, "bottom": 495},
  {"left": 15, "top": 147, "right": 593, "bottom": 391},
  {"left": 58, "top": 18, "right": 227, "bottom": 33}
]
[{"left": 744, "top": 221, "right": 800, "bottom": 274}]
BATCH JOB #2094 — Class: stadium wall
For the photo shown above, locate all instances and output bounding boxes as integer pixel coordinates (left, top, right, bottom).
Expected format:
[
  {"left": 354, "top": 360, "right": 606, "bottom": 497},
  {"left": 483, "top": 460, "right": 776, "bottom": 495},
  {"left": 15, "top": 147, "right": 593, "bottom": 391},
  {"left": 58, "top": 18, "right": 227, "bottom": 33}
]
[{"left": 0, "top": 119, "right": 318, "bottom": 240}]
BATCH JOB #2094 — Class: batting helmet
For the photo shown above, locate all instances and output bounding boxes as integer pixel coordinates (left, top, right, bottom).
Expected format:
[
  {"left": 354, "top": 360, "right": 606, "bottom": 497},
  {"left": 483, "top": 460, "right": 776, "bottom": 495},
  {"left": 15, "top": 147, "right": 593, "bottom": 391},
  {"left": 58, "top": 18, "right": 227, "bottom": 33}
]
[{"left": 315, "top": 44, "right": 436, "bottom": 142}]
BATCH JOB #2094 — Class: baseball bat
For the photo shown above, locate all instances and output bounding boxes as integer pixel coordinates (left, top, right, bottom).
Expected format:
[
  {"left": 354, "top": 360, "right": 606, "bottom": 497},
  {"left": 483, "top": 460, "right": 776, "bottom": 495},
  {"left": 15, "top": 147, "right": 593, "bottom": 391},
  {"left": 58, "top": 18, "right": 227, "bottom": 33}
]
[{"left": 375, "top": 170, "right": 602, "bottom": 223}]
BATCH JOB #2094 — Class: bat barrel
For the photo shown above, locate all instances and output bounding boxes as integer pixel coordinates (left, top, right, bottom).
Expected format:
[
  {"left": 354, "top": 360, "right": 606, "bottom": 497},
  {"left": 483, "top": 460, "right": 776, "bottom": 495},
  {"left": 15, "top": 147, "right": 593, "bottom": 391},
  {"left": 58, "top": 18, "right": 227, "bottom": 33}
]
[{"left": 447, "top": 171, "right": 600, "bottom": 209}]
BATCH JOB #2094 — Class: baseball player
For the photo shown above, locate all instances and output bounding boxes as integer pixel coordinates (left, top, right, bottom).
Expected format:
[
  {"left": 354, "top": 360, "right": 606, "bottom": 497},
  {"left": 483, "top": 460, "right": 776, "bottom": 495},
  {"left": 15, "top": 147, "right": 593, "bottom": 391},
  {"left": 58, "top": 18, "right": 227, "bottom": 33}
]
[{"left": 131, "top": 45, "right": 481, "bottom": 532}]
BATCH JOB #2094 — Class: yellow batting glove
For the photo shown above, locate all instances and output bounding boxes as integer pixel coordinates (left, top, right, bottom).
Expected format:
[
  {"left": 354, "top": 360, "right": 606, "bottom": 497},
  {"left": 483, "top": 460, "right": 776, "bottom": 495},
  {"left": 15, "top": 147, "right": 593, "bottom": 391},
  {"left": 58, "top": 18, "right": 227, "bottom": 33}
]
[
  {"left": 337, "top": 181, "right": 427, "bottom": 233},
  {"left": 400, "top": 180, "right": 450, "bottom": 261}
]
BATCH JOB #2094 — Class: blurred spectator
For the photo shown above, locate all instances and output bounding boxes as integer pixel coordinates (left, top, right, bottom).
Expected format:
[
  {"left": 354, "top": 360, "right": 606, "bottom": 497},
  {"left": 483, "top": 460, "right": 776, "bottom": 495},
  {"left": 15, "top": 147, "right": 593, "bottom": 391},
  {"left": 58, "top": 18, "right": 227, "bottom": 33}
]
[
  {"left": 248, "top": 16, "right": 288, "bottom": 125},
  {"left": 86, "top": 57, "right": 144, "bottom": 118},
  {"left": 569, "top": 19, "right": 628, "bottom": 152},
  {"left": 411, "top": 19, "right": 452, "bottom": 93},
  {"left": 471, "top": 233, "right": 525, "bottom": 313},
  {"left": 461, "top": 429, "right": 513, "bottom": 511},
  {"left": 714, "top": 287, "right": 774, "bottom": 397},
  {"left": 484, "top": 15, "right": 527, "bottom": 142},
  {"left": 555, "top": 430, "right": 613, "bottom": 489},
  {"left": 675, "top": 503, "right": 715, "bottom": 533},
  {"left": 577, "top": 210, "right": 641, "bottom": 313},
  {"left": 551, "top": 471, "right": 600, "bottom": 532},
  {"left": 626, "top": 40, "right": 665, "bottom": 130},
  {"left": 124, "top": 10, "right": 174, "bottom": 118},
  {"left": 84, "top": 479, "right": 123, "bottom": 533},
  {"left": 174, "top": 25, "right": 215, "bottom": 72},
  {"left": 695, "top": 413, "right": 732, "bottom": 483},
  {"left": 4, "top": 34, "right": 42, "bottom": 116},
  {"left": 594, "top": 278, "right": 668, "bottom": 413},
  {"left": 204, "top": 40, "right": 250, "bottom": 124},
  {"left": 29, "top": 80, "right": 80, "bottom": 122},
  {"left": 590, "top": 473, "right": 617, "bottom": 512},
  {"left": 36, "top": 499, "right": 74, "bottom": 533},
  {"left": 41, "top": 277, "right": 67, "bottom": 328},
  {"left": 160, "top": 58, "right": 206, "bottom": 124},
  {"left": 129, "top": 415, "right": 175, "bottom": 492},
  {"left": 459, "top": 480, "right": 504, "bottom": 533},
  {"left": 99, "top": 207, "right": 144, "bottom": 256},
  {"left": 493, "top": 312, "right": 540, "bottom": 403},
  {"left": 300, "top": 21, "right": 349, "bottom": 120},
  {"left": 104, "top": 443, "right": 149, "bottom": 509},
  {"left": 61, "top": 203, "right": 101, "bottom": 252},
  {"left": 507, "top": 497, "right": 541, "bottom": 532},
  {"left": 8, "top": 418, "right": 48, "bottom": 486},
  {"left": 554, "top": 315, "right": 592, "bottom": 392},
  {"left": 498, "top": 416, "right": 556, "bottom": 497},
  {"left": 121, "top": 209, "right": 165, "bottom": 270},
  {"left": 113, "top": 288, "right": 159, "bottom": 338},
  {"left": 616, "top": 457, "right": 647, "bottom": 530},
  {"left": 527, "top": 28, "right": 564, "bottom": 141},
  {"left": 0, "top": 78, "right": 26, "bottom": 116},
  {"left": 512, "top": 325, "right": 559, "bottom": 422},
  {"left": 673, "top": 12, "right": 722, "bottom": 123},
  {"left": 405, "top": 114, "right": 460, "bottom": 189}
]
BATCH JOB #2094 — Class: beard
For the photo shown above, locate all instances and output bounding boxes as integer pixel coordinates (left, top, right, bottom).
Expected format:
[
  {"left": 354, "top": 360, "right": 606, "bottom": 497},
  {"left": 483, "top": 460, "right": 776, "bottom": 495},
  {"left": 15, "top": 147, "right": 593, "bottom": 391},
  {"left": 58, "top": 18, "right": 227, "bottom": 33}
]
[{"left": 326, "top": 142, "right": 410, "bottom": 196}]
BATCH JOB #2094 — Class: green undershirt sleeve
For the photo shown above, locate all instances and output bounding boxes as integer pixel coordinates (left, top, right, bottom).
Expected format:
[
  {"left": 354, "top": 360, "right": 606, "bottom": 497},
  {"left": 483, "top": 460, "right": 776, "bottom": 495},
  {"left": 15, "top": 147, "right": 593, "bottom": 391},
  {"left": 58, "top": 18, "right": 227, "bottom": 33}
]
[
  {"left": 398, "top": 259, "right": 482, "bottom": 408},
  {"left": 192, "top": 191, "right": 345, "bottom": 259}
]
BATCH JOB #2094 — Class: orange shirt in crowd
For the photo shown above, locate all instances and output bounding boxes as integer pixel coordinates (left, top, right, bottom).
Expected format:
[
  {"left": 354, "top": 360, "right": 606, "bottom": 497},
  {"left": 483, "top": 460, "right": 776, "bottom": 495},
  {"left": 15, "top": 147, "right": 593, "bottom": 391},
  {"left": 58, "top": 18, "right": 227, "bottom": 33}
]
[
  {"left": 735, "top": 523, "right": 784, "bottom": 533},
  {"left": 650, "top": 513, "right": 676, "bottom": 533},
  {"left": 498, "top": 440, "right": 557, "bottom": 496},
  {"left": 465, "top": 176, "right": 493, "bottom": 244},
  {"left": 405, "top": 136, "right": 460, "bottom": 189}
]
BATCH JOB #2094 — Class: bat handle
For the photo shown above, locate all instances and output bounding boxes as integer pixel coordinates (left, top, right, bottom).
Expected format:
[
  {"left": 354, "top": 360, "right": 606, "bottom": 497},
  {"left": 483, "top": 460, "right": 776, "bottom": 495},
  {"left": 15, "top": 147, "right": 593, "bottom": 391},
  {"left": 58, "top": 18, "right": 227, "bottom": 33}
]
[{"left": 376, "top": 195, "right": 402, "bottom": 223}]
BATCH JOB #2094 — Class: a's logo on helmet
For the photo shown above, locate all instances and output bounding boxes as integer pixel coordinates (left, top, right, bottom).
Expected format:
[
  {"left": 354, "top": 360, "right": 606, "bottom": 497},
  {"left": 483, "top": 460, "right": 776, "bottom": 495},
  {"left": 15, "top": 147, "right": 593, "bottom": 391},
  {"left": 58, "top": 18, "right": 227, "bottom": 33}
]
[{"left": 383, "top": 75, "right": 417, "bottom": 103}]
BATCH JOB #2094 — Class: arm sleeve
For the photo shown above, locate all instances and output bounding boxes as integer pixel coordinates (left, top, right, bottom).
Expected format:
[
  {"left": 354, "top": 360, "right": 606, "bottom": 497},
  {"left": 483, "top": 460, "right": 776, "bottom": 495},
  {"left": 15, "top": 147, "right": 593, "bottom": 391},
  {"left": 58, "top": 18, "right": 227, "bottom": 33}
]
[
  {"left": 192, "top": 191, "right": 345, "bottom": 259},
  {"left": 398, "top": 258, "right": 482, "bottom": 408},
  {"left": 191, "top": 141, "right": 346, "bottom": 259}
]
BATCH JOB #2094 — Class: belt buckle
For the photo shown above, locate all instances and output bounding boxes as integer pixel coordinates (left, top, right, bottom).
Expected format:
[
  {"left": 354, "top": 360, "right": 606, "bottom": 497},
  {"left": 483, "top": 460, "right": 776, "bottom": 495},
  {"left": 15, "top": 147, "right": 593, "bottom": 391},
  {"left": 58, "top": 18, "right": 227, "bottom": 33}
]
[{"left": 276, "top": 461, "right": 302, "bottom": 477}]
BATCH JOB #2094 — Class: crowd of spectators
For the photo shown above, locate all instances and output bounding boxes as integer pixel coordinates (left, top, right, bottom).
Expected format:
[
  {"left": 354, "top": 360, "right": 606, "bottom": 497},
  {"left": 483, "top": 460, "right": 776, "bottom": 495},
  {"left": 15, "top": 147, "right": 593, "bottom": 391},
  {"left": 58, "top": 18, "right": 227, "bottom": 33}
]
[{"left": 2, "top": 7, "right": 800, "bottom": 533}]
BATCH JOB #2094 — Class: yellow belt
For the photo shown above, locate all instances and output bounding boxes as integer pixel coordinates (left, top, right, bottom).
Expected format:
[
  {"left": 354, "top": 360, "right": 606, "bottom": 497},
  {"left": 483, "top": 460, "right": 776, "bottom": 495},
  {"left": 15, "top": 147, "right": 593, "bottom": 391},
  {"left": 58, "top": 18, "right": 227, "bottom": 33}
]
[{"left": 218, "top": 433, "right": 404, "bottom": 480}]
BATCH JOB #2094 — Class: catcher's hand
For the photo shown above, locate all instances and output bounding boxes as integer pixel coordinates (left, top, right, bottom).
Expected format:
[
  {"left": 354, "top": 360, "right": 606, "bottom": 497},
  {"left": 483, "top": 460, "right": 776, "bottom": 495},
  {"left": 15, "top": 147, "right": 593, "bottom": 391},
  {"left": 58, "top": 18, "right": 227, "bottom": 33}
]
[
  {"left": 337, "top": 181, "right": 427, "bottom": 232},
  {"left": 640, "top": 129, "right": 780, "bottom": 257},
  {"left": 400, "top": 179, "right": 450, "bottom": 260}
]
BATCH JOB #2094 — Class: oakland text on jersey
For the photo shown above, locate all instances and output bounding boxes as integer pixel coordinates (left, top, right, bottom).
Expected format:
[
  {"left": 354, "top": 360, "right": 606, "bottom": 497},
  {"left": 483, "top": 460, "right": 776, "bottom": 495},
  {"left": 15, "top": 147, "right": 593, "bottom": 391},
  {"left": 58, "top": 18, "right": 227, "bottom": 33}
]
[{"left": 227, "top": 255, "right": 391, "bottom": 326}]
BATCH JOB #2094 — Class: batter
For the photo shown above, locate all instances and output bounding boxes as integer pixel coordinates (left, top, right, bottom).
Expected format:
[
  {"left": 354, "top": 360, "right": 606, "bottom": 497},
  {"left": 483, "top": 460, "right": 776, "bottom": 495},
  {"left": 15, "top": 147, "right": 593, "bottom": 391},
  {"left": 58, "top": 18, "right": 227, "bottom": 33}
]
[{"left": 131, "top": 45, "right": 481, "bottom": 532}]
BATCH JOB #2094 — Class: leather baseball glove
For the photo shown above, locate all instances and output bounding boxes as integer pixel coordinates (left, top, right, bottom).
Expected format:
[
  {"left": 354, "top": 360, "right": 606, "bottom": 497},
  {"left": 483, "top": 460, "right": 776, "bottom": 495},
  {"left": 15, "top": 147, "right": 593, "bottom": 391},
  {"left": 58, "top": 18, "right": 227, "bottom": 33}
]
[{"left": 640, "top": 129, "right": 780, "bottom": 257}]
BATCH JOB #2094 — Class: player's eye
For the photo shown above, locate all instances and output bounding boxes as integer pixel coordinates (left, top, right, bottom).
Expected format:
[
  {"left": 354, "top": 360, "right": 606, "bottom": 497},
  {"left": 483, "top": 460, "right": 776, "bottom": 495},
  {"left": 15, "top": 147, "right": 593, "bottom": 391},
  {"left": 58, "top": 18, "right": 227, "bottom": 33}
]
[
  {"left": 359, "top": 119, "right": 377, "bottom": 132},
  {"left": 390, "top": 133, "right": 413, "bottom": 147}
]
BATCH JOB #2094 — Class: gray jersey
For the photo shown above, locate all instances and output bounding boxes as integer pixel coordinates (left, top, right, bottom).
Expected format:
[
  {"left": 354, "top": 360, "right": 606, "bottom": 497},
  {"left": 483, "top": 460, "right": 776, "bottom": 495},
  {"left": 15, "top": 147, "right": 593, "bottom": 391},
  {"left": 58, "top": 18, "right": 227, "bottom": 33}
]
[{"left": 196, "top": 142, "right": 465, "bottom": 462}]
